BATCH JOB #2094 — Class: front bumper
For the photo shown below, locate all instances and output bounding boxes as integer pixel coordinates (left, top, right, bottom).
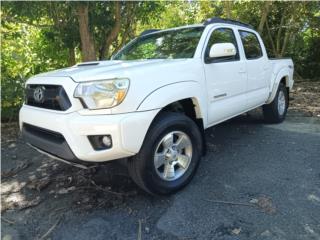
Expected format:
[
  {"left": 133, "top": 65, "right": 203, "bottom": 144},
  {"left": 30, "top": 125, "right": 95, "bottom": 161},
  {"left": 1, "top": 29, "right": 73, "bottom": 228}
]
[{"left": 19, "top": 105, "right": 159, "bottom": 162}]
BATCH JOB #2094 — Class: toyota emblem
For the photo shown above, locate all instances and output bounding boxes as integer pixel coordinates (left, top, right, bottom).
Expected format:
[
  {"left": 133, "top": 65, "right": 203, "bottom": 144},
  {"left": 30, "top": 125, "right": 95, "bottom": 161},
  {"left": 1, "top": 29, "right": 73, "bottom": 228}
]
[{"left": 33, "top": 86, "right": 45, "bottom": 103}]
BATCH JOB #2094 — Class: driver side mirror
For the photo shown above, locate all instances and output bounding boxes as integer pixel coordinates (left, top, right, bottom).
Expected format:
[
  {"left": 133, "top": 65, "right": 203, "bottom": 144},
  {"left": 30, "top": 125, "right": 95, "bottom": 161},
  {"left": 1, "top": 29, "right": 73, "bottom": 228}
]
[{"left": 209, "top": 43, "right": 237, "bottom": 58}]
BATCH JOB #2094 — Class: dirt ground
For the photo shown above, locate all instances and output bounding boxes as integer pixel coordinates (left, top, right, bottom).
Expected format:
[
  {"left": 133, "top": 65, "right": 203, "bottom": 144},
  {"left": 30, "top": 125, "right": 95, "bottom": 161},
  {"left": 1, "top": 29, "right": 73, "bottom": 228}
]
[
  {"left": 289, "top": 81, "right": 320, "bottom": 117},
  {"left": 1, "top": 81, "right": 320, "bottom": 240}
]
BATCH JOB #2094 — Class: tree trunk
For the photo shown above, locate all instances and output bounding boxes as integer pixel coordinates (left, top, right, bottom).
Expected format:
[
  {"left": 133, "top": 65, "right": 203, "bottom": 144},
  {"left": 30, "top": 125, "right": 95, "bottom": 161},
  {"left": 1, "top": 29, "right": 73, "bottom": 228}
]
[
  {"left": 115, "top": 2, "right": 135, "bottom": 53},
  {"left": 280, "top": 15, "right": 294, "bottom": 57},
  {"left": 99, "top": 2, "right": 121, "bottom": 60},
  {"left": 117, "top": 30, "right": 130, "bottom": 51},
  {"left": 76, "top": 3, "right": 96, "bottom": 62},
  {"left": 258, "top": 1, "right": 272, "bottom": 34},
  {"left": 280, "top": 30, "right": 291, "bottom": 57},
  {"left": 276, "top": 14, "right": 286, "bottom": 54},
  {"left": 98, "top": 36, "right": 107, "bottom": 60},
  {"left": 68, "top": 47, "right": 76, "bottom": 66},
  {"left": 266, "top": 20, "right": 277, "bottom": 57},
  {"left": 224, "top": 1, "right": 232, "bottom": 19}
]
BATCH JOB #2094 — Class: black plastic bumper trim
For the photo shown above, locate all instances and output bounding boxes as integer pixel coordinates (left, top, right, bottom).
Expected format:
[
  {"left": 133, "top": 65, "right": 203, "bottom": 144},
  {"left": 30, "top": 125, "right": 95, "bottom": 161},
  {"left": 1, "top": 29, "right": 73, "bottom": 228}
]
[{"left": 22, "top": 123, "right": 78, "bottom": 161}]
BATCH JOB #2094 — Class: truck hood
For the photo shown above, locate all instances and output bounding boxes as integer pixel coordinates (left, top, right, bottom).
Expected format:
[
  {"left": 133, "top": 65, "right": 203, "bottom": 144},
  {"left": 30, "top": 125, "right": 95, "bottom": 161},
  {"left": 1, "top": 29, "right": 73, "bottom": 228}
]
[{"left": 34, "top": 59, "right": 189, "bottom": 82}]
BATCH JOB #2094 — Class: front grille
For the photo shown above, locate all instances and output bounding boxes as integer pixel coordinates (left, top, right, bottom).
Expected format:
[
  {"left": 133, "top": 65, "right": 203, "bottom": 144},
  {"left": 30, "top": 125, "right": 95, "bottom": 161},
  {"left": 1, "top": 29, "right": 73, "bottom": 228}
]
[{"left": 25, "top": 84, "right": 71, "bottom": 111}]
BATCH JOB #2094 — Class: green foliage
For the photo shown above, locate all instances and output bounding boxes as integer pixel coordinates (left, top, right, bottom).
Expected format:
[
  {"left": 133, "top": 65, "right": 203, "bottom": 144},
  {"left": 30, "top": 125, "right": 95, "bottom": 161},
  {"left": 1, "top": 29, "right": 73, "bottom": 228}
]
[
  {"left": 138, "top": 1, "right": 319, "bottom": 79},
  {"left": 1, "top": 1, "right": 319, "bottom": 122},
  {"left": 1, "top": 9, "right": 70, "bottom": 121}
]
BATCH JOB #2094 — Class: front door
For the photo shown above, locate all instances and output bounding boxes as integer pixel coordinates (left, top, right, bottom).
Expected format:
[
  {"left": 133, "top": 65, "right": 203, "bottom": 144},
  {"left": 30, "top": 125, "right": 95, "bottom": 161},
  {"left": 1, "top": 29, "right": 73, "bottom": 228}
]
[{"left": 203, "top": 27, "right": 247, "bottom": 126}]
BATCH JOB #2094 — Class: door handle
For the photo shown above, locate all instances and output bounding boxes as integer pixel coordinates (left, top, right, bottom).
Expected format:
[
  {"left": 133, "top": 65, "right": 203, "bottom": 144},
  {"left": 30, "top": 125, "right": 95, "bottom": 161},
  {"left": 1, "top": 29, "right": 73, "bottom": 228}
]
[
  {"left": 214, "top": 93, "right": 227, "bottom": 99},
  {"left": 238, "top": 68, "right": 246, "bottom": 73}
]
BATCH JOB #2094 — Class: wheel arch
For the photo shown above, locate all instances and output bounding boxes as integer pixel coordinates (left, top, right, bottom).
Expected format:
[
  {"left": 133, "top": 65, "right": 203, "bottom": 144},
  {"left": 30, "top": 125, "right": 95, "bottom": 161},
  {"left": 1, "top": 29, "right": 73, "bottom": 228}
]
[
  {"left": 266, "top": 68, "right": 290, "bottom": 104},
  {"left": 137, "top": 81, "right": 207, "bottom": 156},
  {"left": 137, "top": 81, "right": 207, "bottom": 127},
  {"left": 145, "top": 97, "right": 206, "bottom": 156}
]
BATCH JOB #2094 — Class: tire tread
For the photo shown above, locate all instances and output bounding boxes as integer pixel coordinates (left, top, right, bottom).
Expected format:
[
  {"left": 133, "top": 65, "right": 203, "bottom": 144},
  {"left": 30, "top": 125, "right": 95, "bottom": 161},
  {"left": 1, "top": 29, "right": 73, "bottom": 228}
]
[
  {"left": 263, "top": 83, "right": 288, "bottom": 123},
  {"left": 127, "top": 112, "right": 202, "bottom": 195}
]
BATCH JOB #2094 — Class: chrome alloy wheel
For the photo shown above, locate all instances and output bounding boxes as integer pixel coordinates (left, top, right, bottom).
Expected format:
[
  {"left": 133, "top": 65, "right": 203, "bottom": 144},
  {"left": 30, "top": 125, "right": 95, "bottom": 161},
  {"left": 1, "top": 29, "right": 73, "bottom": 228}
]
[
  {"left": 278, "top": 90, "right": 286, "bottom": 116},
  {"left": 154, "top": 131, "right": 193, "bottom": 181}
]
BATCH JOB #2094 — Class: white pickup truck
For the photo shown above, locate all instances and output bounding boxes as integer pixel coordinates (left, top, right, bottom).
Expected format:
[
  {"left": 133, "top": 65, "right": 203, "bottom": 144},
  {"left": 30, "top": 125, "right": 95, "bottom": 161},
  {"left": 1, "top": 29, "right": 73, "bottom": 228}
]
[{"left": 20, "top": 18, "right": 294, "bottom": 194}]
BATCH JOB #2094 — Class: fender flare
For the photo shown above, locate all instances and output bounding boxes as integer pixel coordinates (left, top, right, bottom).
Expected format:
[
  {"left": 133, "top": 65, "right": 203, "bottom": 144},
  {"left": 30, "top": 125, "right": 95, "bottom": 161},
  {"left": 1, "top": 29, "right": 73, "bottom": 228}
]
[
  {"left": 137, "top": 81, "right": 207, "bottom": 126},
  {"left": 266, "top": 68, "right": 290, "bottom": 104}
]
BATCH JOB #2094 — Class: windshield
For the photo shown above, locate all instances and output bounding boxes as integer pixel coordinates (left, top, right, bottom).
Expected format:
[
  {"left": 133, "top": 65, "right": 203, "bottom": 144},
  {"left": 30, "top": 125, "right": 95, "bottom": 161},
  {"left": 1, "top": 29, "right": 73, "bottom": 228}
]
[{"left": 113, "top": 27, "right": 205, "bottom": 60}]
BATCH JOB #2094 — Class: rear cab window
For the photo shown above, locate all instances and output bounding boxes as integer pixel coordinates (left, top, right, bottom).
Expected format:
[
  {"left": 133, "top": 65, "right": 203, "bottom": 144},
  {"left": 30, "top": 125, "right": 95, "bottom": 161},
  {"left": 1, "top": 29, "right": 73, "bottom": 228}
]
[{"left": 239, "top": 30, "right": 263, "bottom": 60}]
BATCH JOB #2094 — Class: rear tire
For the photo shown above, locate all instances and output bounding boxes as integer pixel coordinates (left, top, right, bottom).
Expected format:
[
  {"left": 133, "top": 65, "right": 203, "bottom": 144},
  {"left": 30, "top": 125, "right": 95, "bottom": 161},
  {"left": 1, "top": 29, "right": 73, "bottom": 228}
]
[
  {"left": 127, "top": 112, "right": 203, "bottom": 195},
  {"left": 263, "top": 83, "right": 288, "bottom": 123}
]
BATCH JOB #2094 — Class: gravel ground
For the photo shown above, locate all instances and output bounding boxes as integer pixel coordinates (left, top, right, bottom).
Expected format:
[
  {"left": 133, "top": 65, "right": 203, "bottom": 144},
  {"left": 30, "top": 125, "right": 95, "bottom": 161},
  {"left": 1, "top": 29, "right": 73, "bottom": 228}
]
[
  {"left": 289, "top": 81, "right": 320, "bottom": 117},
  {"left": 1, "top": 82, "right": 320, "bottom": 239}
]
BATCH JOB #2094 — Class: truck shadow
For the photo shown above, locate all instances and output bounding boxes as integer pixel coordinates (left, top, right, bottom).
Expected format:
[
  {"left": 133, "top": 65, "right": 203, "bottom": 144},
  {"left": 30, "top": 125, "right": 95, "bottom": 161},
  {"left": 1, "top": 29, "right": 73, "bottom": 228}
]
[
  {"left": 4, "top": 111, "right": 318, "bottom": 239},
  {"left": 1, "top": 110, "right": 267, "bottom": 215},
  {"left": 91, "top": 111, "right": 266, "bottom": 197}
]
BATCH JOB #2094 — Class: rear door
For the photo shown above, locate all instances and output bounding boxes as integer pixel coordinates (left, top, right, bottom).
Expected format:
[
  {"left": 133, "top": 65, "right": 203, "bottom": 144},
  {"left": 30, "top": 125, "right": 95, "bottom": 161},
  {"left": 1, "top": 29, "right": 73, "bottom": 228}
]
[
  {"left": 203, "top": 27, "right": 247, "bottom": 126},
  {"left": 238, "top": 30, "right": 269, "bottom": 108}
]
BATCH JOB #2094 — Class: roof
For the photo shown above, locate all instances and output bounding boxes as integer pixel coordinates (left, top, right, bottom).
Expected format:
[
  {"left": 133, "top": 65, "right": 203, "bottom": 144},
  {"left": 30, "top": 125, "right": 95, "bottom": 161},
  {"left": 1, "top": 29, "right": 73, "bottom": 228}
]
[
  {"left": 139, "top": 18, "right": 253, "bottom": 37},
  {"left": 139, "top": 24, "right": 204, "bottom": 37},
  {"left": 203, "top": 17, "right": 254, "bottom": 29}
]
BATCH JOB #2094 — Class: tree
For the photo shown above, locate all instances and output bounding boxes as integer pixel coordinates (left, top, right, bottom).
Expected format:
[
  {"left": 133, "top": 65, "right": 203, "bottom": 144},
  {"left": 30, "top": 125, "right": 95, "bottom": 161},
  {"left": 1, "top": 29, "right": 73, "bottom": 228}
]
[
  {"left": 1, "top": 1, "right": 319, "bottom": 121},
  {"left": 263, "top": 1, "right": 317, "bottom": 57},
  {"left": 258, "top": 1, "right": 272, "bottom": 34},
  {"left": 76, "top": 3, "right": 96, "bottom": 61},
  {"left": 99, "top": 1, "right": 121, "bottom": 59}
]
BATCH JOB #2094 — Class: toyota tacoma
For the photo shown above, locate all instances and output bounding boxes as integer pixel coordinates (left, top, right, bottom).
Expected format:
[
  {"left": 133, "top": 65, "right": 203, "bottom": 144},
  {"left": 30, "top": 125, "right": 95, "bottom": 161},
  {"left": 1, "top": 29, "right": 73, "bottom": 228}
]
[{"left": 20, "top": 18, "right": 294, "bottom": 194}]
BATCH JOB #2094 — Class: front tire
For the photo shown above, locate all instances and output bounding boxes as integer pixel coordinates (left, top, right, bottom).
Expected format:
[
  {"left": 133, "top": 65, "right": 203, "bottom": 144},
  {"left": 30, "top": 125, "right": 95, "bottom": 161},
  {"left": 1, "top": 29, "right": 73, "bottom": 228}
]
[
  {"left": 263, "top": 83, "right": 288, "bottom": 123},
  {"left": 127, "top": 112, "right": 203, "bottom": 195}
]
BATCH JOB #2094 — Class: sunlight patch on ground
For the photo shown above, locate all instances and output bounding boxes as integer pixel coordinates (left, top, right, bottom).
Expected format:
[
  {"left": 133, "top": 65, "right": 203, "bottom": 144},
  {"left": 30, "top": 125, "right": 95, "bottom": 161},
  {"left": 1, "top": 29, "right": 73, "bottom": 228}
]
[{"left": 265, "top": 118, "right": 320, "bottom": 135}]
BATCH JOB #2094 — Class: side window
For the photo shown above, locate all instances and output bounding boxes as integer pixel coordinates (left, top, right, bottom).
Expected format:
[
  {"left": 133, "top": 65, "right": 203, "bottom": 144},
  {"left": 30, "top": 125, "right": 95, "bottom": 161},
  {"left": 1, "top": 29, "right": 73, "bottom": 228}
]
[
  {"left": 205, "top": 28, "right": 239, "bottom": 63},
  {"left": 239, "top": 30, "right": 262, "bottom": 59}
]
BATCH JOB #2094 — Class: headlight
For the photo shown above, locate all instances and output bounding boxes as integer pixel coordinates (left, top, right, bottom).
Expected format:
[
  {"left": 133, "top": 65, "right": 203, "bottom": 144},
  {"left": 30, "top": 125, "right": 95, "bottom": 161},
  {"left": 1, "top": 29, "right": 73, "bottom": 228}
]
[{"left": 74, "top": 78, "right": 129, "bottom": 109}]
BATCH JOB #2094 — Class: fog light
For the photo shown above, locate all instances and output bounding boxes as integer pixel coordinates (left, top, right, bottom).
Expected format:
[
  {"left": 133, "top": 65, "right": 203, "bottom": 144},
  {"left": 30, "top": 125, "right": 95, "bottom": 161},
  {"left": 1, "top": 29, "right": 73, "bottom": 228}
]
[
  {"left": 88, "top": 135, "right": 112, "bottom": 150},
  {"left": 102, "top": 136, "right": 112, "bottom": 147}
]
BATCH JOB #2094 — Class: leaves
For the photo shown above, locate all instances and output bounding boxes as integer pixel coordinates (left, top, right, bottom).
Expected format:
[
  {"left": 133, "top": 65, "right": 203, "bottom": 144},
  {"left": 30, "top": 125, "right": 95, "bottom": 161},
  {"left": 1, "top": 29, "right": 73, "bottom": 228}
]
[{"left": 1, "top": 1, "right": 319, "bottom": 121}]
